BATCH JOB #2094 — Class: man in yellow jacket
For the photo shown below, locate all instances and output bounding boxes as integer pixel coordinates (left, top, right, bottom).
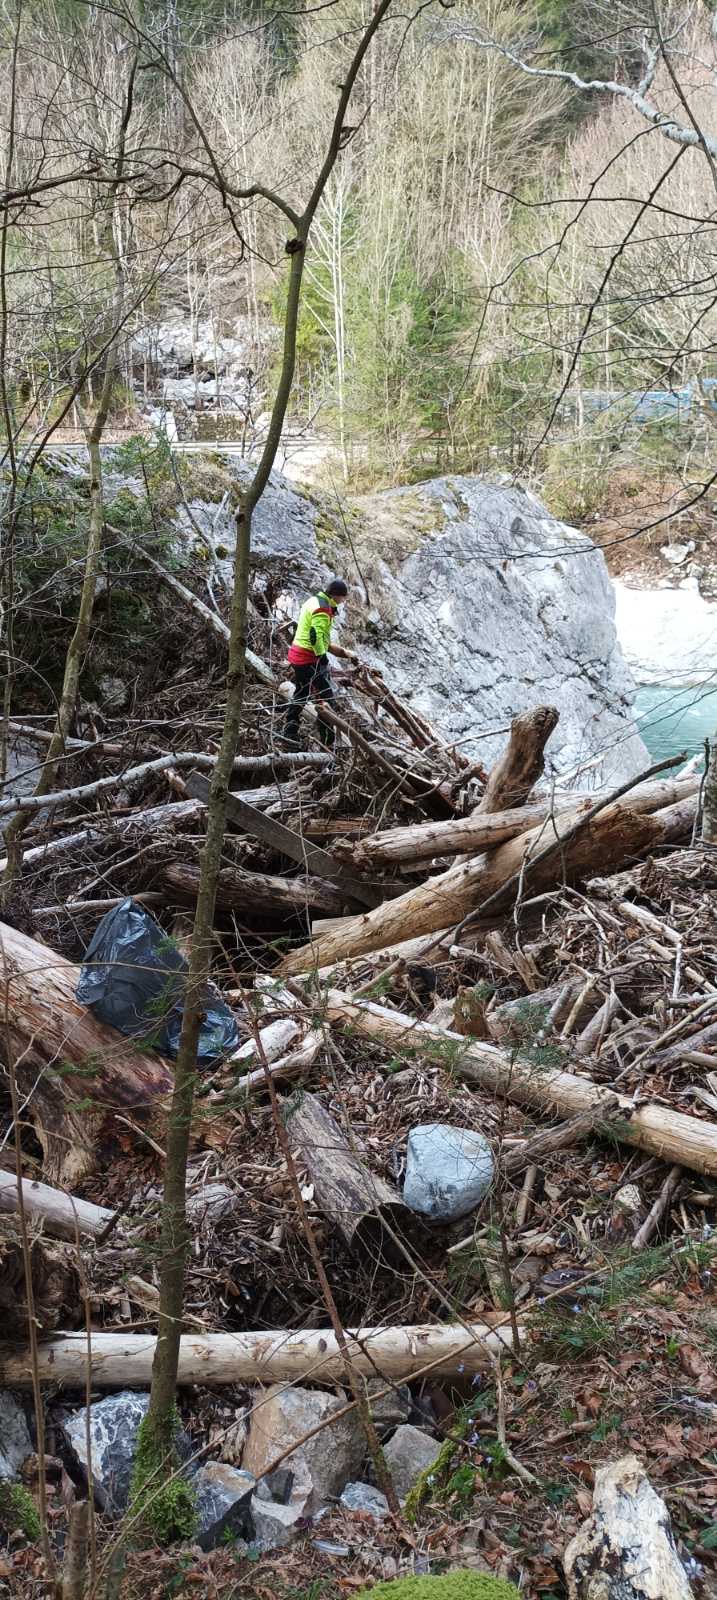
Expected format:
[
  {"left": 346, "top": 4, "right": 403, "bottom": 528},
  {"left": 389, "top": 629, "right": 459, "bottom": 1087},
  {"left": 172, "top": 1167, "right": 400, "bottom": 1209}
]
[{"left": 281, "top": 577, "right": 354, "bottom": 748}]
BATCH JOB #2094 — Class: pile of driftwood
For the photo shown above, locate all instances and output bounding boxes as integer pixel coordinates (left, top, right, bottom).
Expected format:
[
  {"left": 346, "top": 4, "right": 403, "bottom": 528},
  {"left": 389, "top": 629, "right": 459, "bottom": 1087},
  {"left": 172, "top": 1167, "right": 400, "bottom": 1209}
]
[{"left": 2, "top": 602, "right": 717, "bottom": 1390}]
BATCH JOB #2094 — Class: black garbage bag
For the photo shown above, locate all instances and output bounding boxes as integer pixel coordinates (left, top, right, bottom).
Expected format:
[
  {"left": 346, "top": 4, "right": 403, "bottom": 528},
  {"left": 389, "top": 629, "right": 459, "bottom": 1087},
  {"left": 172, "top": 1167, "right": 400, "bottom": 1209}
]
[{"left": 76, "top": 897, "right": 239, "bottom": 1063}]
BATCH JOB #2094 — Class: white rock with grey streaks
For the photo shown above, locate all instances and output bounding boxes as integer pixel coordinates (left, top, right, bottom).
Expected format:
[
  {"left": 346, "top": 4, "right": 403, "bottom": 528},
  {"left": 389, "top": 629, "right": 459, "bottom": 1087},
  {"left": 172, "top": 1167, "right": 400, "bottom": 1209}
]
[
  {"left": 194, "top": 1461, "right": 255, "bottom": 1552},
  {"left": 59, "top": 1391, "right": 190, "bottom": 1515},
  {"left": 0, "top": 1393, "right": 32, "bottom": 1480},
  {"left": 340, "top": 1481, "right": 390, "bottom": 1519},
  {"left": 403, "top": 1124, "right": 494, "bottom": 1222}
]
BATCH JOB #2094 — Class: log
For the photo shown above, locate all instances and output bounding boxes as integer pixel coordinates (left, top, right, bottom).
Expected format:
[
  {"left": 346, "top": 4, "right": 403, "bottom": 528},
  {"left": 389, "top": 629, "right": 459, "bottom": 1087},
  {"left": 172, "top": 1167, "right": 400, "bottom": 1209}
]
[
  {"left": 283, "top": 1090, "right": 412, "bottom": 1259},
  {"left": 322, "top": 991, "right": 717, "bottom": 1177},
  {"left": 0, "top": 1171, "right": 114, "bottom": 1240},
  {"left": 0, "top": 1216, "right": 81, "bottom": 1338},
  {"left": 281, "top": 799, "right": 680, "bottom": 973},
  {"left": 161, "top": 860, "right": 350, "bottom": 919},
  {"left": 563, "top": 1455, "right": 694, "bottom": 1600},
  {"left": 0, "top": 920, "right": 173, "bottom": 1186},
  {"left": 349, "top": 776, "right": 699, "bottom": 868},
  {"left": 0, "top": 1321, "right": 521, "bottom": 1389},
  {"left": 475, "top": 705, "right": 559, "bottom": 813},
  {"left": 187, "top": 772, "right": 386, "bottom": 909}
]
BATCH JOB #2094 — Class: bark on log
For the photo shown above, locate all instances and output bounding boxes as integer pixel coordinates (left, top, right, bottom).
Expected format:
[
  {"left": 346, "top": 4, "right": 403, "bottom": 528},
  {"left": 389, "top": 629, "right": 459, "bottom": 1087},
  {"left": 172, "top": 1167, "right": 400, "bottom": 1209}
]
[
  {"left": 323, "top": 991, "right": 717, "bottom": 1177},
  {"left": 282, "top": 799, "right": 688, "bottom": 973},
  {"left": 0, "top": 1171, "right": 114, "bottom": 1240},
  {"left": 563, "top": 1455, "right": 694, "bottom": 1600},
  {"left": 349, "top": 776, "right": 699, "bottom": 868},
  {"left": 283, "top": 1090, "right": 412, "bottom": 1259},
  {"left": 475, "top": 706, "right": 559, "bottom": 813},
  {"left": 0, "top": 1321, "right": 521, "bottom": 1389},
  {"left": 0, "top": 920, "right": 173, "bottom": 1187},
  {"left": 0, "top": 1216, "right": 81, "bottom": 1338},
  {"left": 162, "top": 861, "right": 350, "bottom": 919}
]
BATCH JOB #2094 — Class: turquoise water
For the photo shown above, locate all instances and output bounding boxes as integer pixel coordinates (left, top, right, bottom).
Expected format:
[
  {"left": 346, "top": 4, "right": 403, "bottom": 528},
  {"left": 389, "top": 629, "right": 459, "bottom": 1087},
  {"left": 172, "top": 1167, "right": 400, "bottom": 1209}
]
[{"left": 634, "top": 683, "right": 717, "bottom": 762}]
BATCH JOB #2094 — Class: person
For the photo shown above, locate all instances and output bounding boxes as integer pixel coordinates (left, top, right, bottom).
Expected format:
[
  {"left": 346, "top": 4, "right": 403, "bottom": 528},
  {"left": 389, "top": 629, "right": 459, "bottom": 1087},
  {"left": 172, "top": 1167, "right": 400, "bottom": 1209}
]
[{"left": 281, "top": 578, "right": 355, "bottom": 748}]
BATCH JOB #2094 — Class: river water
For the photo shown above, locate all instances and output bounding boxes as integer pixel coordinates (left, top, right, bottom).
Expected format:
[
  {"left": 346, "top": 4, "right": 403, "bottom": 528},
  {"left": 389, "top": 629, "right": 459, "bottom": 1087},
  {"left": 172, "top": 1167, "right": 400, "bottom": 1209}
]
[{"left": 634, "top": 683, "right": 717, "bottom": 762}]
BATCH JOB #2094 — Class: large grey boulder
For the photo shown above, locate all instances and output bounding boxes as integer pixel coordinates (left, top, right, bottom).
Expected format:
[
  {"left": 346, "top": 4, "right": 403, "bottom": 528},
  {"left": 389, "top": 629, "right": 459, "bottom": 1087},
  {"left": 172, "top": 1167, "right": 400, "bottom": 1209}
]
[
  {"left": 242, "top": 1385, "right": 365, "bottom": 1515},
  {"left": 194, "top": 1461, "right": 255, "bottom": 1552},
  {"left": 356, "top": 476, "right": 647, "bottom": 785},
  {"left": 0, "top": 1393, "right": 32, "bottom": 1479},
  {"left": 382, "top": 1425, "right": 443, "bottom": 1500},
  {"left": 403, "top": 1124, "right": 494, "bottom": 1222},
  {"left": 59, "top": 1392, "right": 190, "bottom": 1516}
]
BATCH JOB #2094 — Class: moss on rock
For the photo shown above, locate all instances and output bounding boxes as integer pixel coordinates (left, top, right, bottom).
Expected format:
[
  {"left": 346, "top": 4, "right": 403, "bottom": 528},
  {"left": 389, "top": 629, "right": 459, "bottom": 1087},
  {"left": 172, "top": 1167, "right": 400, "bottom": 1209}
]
[
  {"left": 0, "top": 1480, "right": 41, "bottom": 1541},
  {"left": 353, "top": 1575, "right": 520, "bottom": 1600},
  {"left": 129, "top": 1412, "right": 197, "bottom": 1545}
]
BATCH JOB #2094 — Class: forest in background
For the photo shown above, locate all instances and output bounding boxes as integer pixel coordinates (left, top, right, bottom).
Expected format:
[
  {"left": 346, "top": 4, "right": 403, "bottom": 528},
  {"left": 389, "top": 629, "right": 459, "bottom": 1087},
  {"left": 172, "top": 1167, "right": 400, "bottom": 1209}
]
[{"left": 3, "top": 0, "right": 717, "bottom": 499}]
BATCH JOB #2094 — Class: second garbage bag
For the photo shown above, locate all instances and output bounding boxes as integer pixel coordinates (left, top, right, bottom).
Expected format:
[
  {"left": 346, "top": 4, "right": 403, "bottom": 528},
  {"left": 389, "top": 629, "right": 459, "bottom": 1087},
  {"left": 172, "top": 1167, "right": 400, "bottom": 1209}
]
[{"left": 76, "top": 897, "right": 239, "bottom": 1063}]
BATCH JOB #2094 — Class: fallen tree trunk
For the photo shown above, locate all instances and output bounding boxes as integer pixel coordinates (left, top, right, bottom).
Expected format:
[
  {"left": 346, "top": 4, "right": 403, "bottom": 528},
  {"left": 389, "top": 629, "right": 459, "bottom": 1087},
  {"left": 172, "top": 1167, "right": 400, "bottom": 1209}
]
[
  {"left": 0, "top": 1216, "right": 81, "bottom": 1338},
  {"left": 322, "top": 991, "right": 717, "bottom": 1177},
  {"left": 162, "top": 860, "right": 351, "bottom": 919},
  {"left": 474, "top": 705, "right": 559, "bottom": 813},
  {"left": 0, "top": 1320, "right": 520, "bottom": 1388},
  {"left": 283, "top": 1091, "right": 412, "bottom": 1259},
  {"left": 282, "top": 796, "right": 691, "bottom": 973},
  {"left": 0, "top": 920, "right": 173, "bottom": 1186},
  {"left": 0, "top": 1171, "right": 114, "bottom": 1240},
  {"left": 349, "top": 775, "right": 699, "bottom": 869}
]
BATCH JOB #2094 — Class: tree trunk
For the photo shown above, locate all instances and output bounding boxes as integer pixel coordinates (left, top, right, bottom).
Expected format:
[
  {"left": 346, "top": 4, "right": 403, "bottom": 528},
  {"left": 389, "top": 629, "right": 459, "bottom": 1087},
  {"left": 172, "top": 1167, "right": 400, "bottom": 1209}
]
[
  {"left": 475, "top": 705, "right": 559, "bottom": 813},
  {"left": 161, "top": 860, "right": 351, "bottom": 918},
  {"left": 0, "top": 1171, "right": 114, "bottom": 1240},
  {"left": 283, "top": 1090, "right": 412, "bottom": 1259},
  {"left": 702, "top": 731, "right": 717, "bottom": 844},
  {"left": 1, "top": 67, "right": 134, "bottom": 891},
  {"left": 322, "top": 990, "right": 717, "bottom": 1176},
  {"left": 0, "top": 1321, "right": 521, "bottom": 1388},
  {"left": 282, "top": 799, "right": 688, "bottom": 973},
  {"left": 349, "top": 775, "right": 698, "bottom": 868},
  {"left": 144, "top": 0, "right": 401, "bottom": 1492},
  {"left": 0, "top": 920, "right": 172, "bottom": 1186},
  {"left": 0, "top": 1216, "right": 81, "bottom": 1338}
]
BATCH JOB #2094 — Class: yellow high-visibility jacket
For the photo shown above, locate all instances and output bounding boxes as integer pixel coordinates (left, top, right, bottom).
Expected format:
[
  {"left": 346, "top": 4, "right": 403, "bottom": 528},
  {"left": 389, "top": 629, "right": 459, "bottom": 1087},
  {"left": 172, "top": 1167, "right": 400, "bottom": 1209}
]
[{"left": 288, "top": 591, "right": 337, "bottom": 664}]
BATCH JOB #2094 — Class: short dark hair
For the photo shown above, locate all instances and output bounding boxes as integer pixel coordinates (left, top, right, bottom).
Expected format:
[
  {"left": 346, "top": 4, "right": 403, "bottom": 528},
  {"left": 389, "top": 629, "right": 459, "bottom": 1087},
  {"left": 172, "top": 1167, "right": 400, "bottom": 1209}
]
[{"left": 326, "top": 577, "right": 348, "bottom": 597}]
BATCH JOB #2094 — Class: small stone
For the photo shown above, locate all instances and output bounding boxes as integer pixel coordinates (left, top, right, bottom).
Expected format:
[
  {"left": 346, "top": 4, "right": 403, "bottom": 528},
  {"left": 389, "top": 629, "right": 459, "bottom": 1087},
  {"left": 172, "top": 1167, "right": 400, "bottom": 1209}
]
[
  {"left": 340, "top": 1482, "right": 390, "bottom": 1519},
  {"left": 312, "top": 1539, "right": 350, "bottom": 1556},
  {"left": 613, "top": 1183, "right": 642, "bottom": 1216},
  {"left": 403, "top": 1124, "right": 494, "bottom": 1222},
  {"left": 382, "top": 1425, "right": 443, "bottom": 1500},
  {"left": 194, "top": 1461, "right": 255, "bottom": 1552},
  {"left": 250, "top": 1456, "right": 313, "bottom": 1550},
  {"left": 0, "top": 1394, "right": 32, "bottom": 1480}
]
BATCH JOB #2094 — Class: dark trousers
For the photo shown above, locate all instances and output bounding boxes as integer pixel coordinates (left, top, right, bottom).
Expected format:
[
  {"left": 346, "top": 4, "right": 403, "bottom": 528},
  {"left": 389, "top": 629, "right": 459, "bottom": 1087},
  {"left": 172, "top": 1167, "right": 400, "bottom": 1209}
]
[{"left": 285, "top": 658, "right": 335, "bottom": 746}]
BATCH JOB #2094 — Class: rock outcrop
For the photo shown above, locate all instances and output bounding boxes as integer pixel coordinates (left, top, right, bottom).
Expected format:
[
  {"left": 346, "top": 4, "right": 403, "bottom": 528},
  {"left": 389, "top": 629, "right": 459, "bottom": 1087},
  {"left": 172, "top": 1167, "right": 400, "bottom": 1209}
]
[
  {"left": 175, "top": 463, "right": 646, "bottom": 785},
  {"left": 352, "top": 477, "right": 647, "bottom": 786},
  {"left": 33, "top": 448, "right": 646, "bottom": 787}
]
